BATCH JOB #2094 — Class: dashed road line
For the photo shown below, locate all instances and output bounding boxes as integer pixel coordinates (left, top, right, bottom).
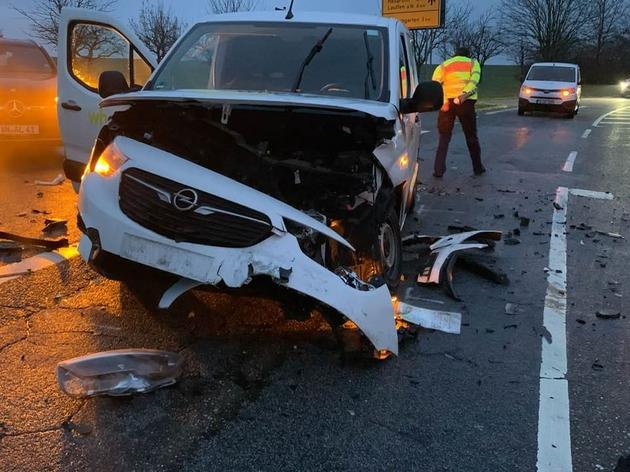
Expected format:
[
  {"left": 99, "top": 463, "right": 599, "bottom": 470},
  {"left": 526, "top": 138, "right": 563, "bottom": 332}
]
[
  {"left": 0, "top": 247, "right": 79, "bottom": 284},
  {"left": 581, "top": 129, "right": 591, "bottom": 139},
  {"left": 537, "top": 187, "right": 615, "bottom": 472},
  {"left": 562, "top": 152, "right": 578, "bottom": 172}
]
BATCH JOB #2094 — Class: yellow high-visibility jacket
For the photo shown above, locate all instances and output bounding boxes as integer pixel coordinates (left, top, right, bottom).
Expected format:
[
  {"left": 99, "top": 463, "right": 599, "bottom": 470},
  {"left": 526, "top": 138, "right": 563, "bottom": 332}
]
[{"left": 432, "top": 56, "right": 481, "bottom": 102}]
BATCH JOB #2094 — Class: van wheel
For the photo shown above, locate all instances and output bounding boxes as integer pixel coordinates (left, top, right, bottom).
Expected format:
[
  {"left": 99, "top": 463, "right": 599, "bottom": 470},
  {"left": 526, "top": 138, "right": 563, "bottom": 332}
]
[
  {"left": 377, "top": 208, "right": 403, "bottom": 290},
  {"left": 518, "top": 107, "right": 525, "bottom": 116}
]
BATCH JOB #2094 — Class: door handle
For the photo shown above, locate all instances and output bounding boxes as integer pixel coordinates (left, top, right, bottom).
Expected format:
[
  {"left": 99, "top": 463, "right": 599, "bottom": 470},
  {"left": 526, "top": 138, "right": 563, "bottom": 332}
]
[{"left": 61, "top": 101, "right": 82, "bottom": 112}]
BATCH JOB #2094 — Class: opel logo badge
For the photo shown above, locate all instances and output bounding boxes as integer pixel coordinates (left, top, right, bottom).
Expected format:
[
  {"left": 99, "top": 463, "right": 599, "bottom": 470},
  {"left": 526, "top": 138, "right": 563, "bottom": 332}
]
[
  {"left": 7, "top": 100, "right": 25, "bottom": 118},
  {"left": 173, "top": 188, "right": 198, "bottom": 211}
]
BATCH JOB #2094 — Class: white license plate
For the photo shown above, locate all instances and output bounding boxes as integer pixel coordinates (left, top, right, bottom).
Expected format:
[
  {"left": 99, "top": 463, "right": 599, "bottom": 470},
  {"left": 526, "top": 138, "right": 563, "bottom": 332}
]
[
  {"left": 0, "top": 124, "right": 40, "bottom": 135},
  {"left": 536, "top": 99, "right": 558, "bottom": 105},
  {"left": 120, "top": 234, "right": 217, "bottom": 282}
]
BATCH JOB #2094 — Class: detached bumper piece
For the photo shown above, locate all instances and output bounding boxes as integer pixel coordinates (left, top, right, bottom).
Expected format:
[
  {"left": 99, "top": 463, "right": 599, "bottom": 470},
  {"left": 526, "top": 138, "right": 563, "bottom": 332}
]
[{"left": 416, "top": 231, "right": 502, "bottom": 300}]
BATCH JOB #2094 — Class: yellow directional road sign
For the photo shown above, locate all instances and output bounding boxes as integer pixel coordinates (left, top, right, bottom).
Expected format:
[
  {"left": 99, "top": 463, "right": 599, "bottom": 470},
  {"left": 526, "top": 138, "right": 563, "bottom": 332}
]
[{"left": 382, "top": 0, "right": 445, "bottom": 30}]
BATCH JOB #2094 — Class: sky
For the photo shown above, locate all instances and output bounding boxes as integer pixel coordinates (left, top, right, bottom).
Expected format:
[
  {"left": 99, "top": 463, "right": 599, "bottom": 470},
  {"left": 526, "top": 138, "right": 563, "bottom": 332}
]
[{"left": 0, "top": 0, "right": 504, "bottom": 62}]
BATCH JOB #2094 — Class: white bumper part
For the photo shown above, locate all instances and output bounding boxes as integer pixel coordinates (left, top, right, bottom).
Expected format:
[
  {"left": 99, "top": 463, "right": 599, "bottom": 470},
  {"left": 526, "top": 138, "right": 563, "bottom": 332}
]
[{"left": 79, "top": 137, "right": 398, "bottom": 354}]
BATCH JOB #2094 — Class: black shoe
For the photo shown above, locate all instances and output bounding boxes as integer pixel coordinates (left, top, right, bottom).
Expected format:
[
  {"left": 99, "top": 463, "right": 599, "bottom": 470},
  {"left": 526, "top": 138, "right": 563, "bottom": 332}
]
[
  {"left": 433, "top": 173, "right": 444, "bottom": 178},
  {"left": 474, "top": 167, "right": 486, "bottom": 176}
]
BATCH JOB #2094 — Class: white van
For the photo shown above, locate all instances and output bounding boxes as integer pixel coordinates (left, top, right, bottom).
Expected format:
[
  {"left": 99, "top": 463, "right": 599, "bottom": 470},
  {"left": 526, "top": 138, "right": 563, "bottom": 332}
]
[{"left": 518, "top": 62, "right": 581, "bottom": 118}]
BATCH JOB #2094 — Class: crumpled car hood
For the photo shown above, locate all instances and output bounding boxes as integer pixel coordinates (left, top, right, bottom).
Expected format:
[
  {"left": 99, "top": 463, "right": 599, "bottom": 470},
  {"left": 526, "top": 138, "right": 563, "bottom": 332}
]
[{"left": 100, "top": 89, "right": 399, "bottom": 120}]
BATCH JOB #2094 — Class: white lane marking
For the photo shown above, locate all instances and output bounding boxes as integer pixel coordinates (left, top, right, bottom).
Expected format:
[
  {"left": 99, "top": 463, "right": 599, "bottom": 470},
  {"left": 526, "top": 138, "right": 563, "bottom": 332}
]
[
  {"left": 562, "top": 152, "right": 578, "bottom": 172},
  {"left": 485, "top": 107, "right": 518, "bottom": 116},
  {"left": 0, "top": 247, "right": 79, "bottom": 284},
  {"left": 421, "top": 130, "right": 431, "bottom": 135},
  {"left": 593, "top": 106, "right": 630, "bottom": 127},
  {"left": 581, "top": 129, "right": 591, "bottom": 139},
  {"left": 537, "top": 187, "right": 615, "bottom": 472},
  {"left": 569, "top": 188, "right": 614, "bottom": 200},
  {"left": 537, "top": 186, "right": 571, "bottom": 472}
]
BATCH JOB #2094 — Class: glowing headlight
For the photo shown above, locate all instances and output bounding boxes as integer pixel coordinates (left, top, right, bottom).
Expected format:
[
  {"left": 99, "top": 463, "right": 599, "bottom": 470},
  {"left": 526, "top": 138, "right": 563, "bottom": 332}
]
[
  {"left": 621, "top": 81, "right": 630, "bottom": 91},
  {"left": 93, "top": 142, "right": 129, "bottom": 177}
]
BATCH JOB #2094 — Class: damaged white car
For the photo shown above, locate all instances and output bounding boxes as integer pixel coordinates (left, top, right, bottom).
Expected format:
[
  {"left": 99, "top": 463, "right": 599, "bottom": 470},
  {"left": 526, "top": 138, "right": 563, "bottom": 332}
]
[{"left": 57, "top": 8, "right": 443, "bottom": 356}]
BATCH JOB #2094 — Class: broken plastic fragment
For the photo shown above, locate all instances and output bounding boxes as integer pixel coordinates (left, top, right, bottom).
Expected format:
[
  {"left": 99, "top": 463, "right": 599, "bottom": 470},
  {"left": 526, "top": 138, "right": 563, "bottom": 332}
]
[
  {"left": 34, "top": 174, "right": 65, "bottom": 186},
  {"left": 395, "top": 301, "right": 461, "bottom": 334},
  {"left": 57, "top": 349, "right": 183, "bottom": 398}
]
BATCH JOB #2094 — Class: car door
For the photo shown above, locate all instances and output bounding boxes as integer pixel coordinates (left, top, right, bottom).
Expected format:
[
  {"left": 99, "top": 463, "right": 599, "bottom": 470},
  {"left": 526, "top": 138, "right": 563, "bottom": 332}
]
[
  {"left": 57, "top": 7, "right": 157, "bottom": 186},
  {"left": 398, "top": 28, "right": 421, "bottom": 218}
]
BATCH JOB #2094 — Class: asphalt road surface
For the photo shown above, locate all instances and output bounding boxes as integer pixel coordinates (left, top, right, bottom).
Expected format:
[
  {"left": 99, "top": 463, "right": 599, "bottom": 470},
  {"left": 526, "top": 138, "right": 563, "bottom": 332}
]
[{"left": 1, "top": 97, "right": 630, "bottom": 472}]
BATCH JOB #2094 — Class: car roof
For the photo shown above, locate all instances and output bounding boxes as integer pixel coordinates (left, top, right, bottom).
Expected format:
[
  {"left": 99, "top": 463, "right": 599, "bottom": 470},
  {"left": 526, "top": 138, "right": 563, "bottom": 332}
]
[
  {"left": 0, "top": 37, "right": 41, "bottom": 48},
  {"left": 197, "top": 10, "right": 401, "bottom": 29},
  {"left": 531, "top": 62, "right": 579, "bottom": 68}
]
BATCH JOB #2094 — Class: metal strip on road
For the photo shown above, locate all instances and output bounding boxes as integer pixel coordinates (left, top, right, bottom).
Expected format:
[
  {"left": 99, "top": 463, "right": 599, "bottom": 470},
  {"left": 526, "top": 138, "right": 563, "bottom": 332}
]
[
  {"left": 0, "top": 247, "right": 79, "bottom": 284},
  {"left": 537, "top": 187, "right": 615, "bottom": 472},
  {"left": 562, "top": 152, "right": 578, "bottom": 172}
]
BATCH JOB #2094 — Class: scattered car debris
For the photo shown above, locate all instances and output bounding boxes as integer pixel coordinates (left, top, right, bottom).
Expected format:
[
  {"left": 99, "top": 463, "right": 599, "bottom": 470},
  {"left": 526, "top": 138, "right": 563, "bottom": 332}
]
[
  {"left": 596, "top": 309, "right": 621, "bottom": 320},
  {"left": 57, "top": 349, "right": 184, "bottom": 398},
  {"left": 34, "top": 174, "right": 65, "bottom": 186},
  {"left": 596, "top": 231, "right": 624, "bottom": 239},
  {"left": 0, "top": 231, "right": 68, "bottom": 250},
  {"left": 0, "top": 241, "right": 23, "bottom": 255},
  {"left": 42, "top": 219, "right": 68, "bottom": 235},
  {"left": 519, "top": 217, "right": 530, "bottom": 227},
  {"left": 459, "top": 255, "right": 510, "bottom": 285},
  {"left": 553, "top": 202, "right": 564, "bottom": 211},
  {"left": 505, "top": 303, "right": 524, "bottom": 315},
  {"left": 504, "top": 238, "right": 521, "bottom": 246},
  {"left": 395, "top": 300, "right": 462, "bottom": 335},
  {"left": 592, "top": 361, "right": 604, "bottom": 371}
]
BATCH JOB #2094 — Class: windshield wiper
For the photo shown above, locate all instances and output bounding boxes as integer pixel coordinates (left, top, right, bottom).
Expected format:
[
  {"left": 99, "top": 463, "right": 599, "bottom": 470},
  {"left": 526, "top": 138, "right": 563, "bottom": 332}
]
[
  {"left": 292, "top": 27, "right": 334, "bottom": 93},
  {"left": 363, "top": 31, "right": 377, "bottom": 99}
]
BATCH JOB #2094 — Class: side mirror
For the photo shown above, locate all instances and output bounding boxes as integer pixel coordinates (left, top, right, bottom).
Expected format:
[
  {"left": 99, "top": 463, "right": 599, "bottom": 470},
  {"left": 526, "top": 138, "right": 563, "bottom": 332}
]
[
  {"left": 400, "top": 81, "right": 444, "bottom": 114},
  {"left": 98, "top": 70, "right": 130, "bottom": 98}
]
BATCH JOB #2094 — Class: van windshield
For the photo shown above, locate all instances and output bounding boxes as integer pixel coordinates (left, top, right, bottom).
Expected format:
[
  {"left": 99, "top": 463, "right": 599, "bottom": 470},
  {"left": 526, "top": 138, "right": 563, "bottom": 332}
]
[
  {"left": 527, "top": 66, "right": 575, "bottom": 82},
  {"left": 0, "top": 43, "right": 54, "bottom": 76},
  {"left": 149, "top": 22, "right": 389, "bottom": 101}
]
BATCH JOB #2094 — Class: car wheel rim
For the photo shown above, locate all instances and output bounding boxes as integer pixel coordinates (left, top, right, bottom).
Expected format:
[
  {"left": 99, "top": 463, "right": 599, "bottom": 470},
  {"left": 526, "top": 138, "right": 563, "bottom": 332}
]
[{"left": 379, "top": 223, "right": 397, "bottom": 271}]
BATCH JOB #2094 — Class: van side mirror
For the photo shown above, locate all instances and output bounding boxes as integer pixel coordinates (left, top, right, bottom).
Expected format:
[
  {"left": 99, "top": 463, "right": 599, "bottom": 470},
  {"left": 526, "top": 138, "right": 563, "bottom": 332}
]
[
  {"left": 400, "top": 81, "right": 444, "bottom": 114},
  {"left": 98, "top": 71, "right": 130, "bottom": 98}
]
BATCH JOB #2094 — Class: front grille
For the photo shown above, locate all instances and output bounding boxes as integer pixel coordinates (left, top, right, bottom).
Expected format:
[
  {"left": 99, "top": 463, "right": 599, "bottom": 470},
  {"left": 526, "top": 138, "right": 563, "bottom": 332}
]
[{"left": 119, "top": 168, "right": 273, "bottom": 248}]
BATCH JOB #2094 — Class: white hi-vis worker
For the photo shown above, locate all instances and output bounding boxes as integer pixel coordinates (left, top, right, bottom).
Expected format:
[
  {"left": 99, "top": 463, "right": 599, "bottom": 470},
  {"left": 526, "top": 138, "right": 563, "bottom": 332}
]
[{"left": 431, "top": 47, "right": 485, "bottom": 178}]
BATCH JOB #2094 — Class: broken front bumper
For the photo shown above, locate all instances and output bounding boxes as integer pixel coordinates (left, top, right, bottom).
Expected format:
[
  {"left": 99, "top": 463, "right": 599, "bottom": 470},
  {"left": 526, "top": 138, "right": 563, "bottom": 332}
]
[{"left": 78, "top": 138, "right": 398, "bottom": 354}]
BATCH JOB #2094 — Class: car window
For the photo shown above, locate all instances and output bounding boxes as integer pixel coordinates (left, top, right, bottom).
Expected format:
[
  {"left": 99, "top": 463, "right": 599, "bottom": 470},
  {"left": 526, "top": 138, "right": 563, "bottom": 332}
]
[
  {"left": 399, "top": 35, "right": 410, "bottom": 99},
  {"left": 0, "top": 43, "right": 53, "bottom": 76},
  {"left": 69, "top": 23, "right": 152, "bottom": 91},
  {"left": 150, "top": 22, "right": 389, "bottom": 102},
  {"left": 527, "top": 66, "right": 576, "bottom": 82}
]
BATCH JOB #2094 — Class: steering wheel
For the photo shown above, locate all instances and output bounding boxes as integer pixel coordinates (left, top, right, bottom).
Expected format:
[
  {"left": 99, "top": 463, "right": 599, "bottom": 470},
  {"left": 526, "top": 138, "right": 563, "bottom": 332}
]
[{"left": 319, "top": 83, "right": 351, "bottom": 94}]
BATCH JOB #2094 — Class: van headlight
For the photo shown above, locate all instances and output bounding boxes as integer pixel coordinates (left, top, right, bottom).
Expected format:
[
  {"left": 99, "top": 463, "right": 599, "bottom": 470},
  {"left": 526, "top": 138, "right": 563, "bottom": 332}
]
[{"left": 92, "top": 142, "right": 129, "bottom": 177}]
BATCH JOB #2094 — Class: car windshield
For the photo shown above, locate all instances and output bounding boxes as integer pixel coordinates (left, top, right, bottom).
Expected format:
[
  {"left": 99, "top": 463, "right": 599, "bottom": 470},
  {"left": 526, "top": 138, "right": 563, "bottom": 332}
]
[
  {"left": 0, "top": 43, "right": 53, "bottom": 76},
  {"left": 149, "top": 22, "right": 388, "bottom": 101},
  {"left": 527, "top": 66, "right": 575, "bottom": 82}
]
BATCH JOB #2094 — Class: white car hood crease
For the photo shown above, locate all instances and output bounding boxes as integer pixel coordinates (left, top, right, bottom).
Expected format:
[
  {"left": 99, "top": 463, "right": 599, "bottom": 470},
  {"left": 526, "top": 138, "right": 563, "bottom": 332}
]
[{"left": 100, "top": 89, "right": 399, "bottom": 120}]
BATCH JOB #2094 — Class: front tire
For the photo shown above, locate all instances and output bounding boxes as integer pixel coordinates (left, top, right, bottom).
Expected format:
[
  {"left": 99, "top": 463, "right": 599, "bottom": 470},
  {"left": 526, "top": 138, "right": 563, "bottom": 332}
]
[
  {"left": 518, "top": 107, "right": 525, "bottom": 116},
  {"left": 378, "top": 208, "right": 403, "bottom": 290}
]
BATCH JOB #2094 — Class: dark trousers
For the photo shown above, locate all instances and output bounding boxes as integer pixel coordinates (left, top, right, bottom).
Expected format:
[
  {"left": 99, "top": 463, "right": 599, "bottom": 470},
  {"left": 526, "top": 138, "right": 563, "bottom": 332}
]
[{"left": 434, "top": 99, "right": 483, "bottom": 176}]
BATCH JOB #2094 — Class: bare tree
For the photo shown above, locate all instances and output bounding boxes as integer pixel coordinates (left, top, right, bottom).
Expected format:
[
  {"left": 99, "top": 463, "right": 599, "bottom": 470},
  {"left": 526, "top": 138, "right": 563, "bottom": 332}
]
[
  {"left": 208, "top": 0, "right": 256, "bottom": 14},
  {"left": 410, "top": 2, "right": 471, "bottom": 74},
  {"left": 500, "top": 0, "right": 589, "bottom": 61},
  {"left": 589, "top": 0, "right": 629, "bottom": 67},
  {"left": 130, "top": 0, "right": 185, "bottom": 62},
  {"left": 12, "top": 0, "right": 117, "bottom": 48}
]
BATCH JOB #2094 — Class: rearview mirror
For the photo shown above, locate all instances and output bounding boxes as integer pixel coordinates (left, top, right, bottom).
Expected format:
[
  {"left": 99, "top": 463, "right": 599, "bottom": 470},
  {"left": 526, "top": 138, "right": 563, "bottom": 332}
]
[
  {"left": 98, "top": 71, "right": 130, "bottom": 99},
  {"left": 400, "top": 81, "right": 444, "bottom": 114}
]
